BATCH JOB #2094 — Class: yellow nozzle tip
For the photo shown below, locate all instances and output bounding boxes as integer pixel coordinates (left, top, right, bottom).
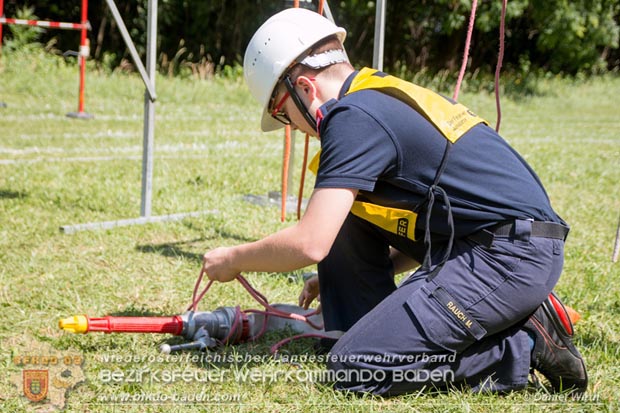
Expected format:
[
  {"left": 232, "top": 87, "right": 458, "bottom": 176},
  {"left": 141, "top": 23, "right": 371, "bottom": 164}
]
[{"left": 58, "top": 315, "right": 89, "bottom": 334}]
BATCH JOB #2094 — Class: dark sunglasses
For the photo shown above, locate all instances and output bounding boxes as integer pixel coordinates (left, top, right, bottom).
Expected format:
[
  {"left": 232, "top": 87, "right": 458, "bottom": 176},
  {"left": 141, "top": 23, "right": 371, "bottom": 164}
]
[{"left": 270, "top": 90, "right": 291, "bottom": 125}]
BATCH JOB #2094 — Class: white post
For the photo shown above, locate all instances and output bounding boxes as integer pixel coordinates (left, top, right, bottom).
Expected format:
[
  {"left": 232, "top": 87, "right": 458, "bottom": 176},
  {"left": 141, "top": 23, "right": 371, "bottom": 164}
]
[
  {"left": 141, "top": 0, "right": 157, "bottom": 217},
  {"left": 373, "top": 0, "right": 386, "bottom": 71}
]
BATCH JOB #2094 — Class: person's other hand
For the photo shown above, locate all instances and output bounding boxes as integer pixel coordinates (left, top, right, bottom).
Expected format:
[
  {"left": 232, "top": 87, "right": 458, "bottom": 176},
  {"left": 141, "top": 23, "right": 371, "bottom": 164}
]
[{"left": 298, "top": 274, "right": 321, "bottom": 312}]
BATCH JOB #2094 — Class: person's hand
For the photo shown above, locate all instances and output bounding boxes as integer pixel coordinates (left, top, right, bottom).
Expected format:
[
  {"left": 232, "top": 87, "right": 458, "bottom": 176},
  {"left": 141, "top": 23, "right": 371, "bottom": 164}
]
[
  {"left": 201, "top": 247, "right": 239, "bottom": 283},
  {"left": 298, "top": 274, "right": 321, "bottom": 311}
]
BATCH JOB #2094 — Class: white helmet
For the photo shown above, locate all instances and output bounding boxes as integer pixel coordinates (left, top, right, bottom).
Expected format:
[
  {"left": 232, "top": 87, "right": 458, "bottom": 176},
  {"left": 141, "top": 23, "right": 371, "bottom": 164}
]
[{"left": 243, "top": 8, "right": 347, "bottom": 132}]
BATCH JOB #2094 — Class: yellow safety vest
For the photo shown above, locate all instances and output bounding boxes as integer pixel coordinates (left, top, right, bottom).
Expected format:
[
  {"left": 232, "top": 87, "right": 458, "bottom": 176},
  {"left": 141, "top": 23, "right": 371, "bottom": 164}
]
[{"left": 310, "top": 67, "right": 488, "bottom": 241}]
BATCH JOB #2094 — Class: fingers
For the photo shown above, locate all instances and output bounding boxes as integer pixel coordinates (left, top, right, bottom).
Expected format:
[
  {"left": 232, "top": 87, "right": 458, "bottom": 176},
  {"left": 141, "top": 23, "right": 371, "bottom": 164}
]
[
  {"left": 298, "top": 276, "right": 320, "bottom": 309},
  {"left": 299, "top": 291, "right": 313, "bottom": 309}
]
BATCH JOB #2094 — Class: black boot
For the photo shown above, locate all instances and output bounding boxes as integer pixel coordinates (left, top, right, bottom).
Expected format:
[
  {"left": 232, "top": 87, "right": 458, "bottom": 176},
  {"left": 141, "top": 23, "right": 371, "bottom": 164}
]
[{"left": 524, "top": 292, "right": 587, "bottom": 394}]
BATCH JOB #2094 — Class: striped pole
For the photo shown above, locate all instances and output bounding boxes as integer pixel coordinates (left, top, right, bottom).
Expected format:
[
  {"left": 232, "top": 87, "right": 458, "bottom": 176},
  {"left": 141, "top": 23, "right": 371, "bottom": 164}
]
[
  {"left": 0, "top": 2, "right": 92, "bottom": 117},
  {"left": 1, "top": 0, "right": 5, "bottom": 106},
  {"left": 0, "top": 0, "right": 4, "bottom": 55},
  {"left": 67, "top": 0, "right": 93, "bottom": 118},
  {"left": 0, "top": 17, "right": 89, "bottom": 31}
]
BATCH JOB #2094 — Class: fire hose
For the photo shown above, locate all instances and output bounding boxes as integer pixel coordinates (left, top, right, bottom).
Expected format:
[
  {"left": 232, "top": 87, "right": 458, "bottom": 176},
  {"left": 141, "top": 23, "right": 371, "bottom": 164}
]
[
  {"left": 58, "top": 272, "right": 580, "bottom": 353},
  {"left": 59, "top": 274, "right": 331, "bottom": 354}
]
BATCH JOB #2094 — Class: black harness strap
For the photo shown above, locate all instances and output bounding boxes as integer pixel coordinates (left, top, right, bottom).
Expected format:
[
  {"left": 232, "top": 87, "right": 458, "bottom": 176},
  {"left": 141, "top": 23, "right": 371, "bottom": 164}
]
[{"left": 416, "top": 140, "right": 455, "bottom": 278}]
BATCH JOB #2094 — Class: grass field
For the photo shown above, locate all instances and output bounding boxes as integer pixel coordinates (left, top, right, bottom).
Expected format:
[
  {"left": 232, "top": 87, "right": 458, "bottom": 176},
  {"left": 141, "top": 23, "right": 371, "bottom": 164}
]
[{"left": 1, "top": 49, "right": 619, "bottom": 412}]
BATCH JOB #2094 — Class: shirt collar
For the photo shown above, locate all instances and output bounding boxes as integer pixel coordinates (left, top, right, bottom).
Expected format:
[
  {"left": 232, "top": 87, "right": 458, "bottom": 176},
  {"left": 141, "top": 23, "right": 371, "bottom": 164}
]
[{"left": 338, "top": 70, "right": 358, "bottom": 99}]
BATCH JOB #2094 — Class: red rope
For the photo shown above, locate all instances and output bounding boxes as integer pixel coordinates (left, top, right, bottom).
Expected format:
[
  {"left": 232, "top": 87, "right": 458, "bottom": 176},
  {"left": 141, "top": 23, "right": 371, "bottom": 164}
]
[
  {"left": 188, "top": 268, "right": 214, "bottom": 312},
  {"left": 454, "top": 0, "right": 506, "bottom": 131},
  {"left": 188, "top": 272, "right": 326, "bottom": 351},
  {"left": 453, "top": 0, "right": 478, "bottom": 101},
  {"left": 297, "top": 134, "right": 310, "bottom": 220},
  {"left": 281, "top": 126, "right": 292, "bottom": 222},
  {"left": 236, "top": 275, "right": 323, "bottom": 329},
  {"left": 494, "top": 0, "right": 507, "bottom": 132},
  {"left": 220, "top": 306, "right": 244, "bottom": 344}
]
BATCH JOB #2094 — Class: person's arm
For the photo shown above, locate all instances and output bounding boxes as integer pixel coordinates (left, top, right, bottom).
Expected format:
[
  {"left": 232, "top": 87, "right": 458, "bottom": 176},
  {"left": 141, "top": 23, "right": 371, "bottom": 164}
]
[{"left": 202, "top": 187, "right": 358, "bottom": 282}]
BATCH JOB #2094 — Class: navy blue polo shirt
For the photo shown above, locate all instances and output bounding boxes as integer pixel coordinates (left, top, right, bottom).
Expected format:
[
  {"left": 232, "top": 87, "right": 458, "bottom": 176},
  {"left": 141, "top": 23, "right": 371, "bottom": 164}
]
[{"left": 314, "top": 70, "right": 564, "bottom": 239}]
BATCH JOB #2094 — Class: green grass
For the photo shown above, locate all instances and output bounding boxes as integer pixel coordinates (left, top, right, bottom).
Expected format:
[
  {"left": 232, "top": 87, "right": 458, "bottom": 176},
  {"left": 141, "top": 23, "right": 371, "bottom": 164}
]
[{"left": 1, "top": 49, "right": 619, "bottom": 412}]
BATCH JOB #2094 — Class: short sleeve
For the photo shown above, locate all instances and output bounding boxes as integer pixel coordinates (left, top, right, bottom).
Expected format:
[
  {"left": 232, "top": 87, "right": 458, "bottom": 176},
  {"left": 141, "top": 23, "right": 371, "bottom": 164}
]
[{"left": 315, "top": 104, "right": 398, "bottom": 191}]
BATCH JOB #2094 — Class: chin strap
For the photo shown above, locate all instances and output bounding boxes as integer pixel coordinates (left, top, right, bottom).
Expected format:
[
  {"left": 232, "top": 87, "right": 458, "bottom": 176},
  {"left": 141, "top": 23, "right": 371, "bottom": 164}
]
[
  {"left": 283, "top": 75, "right": 318, "bottom": 132},
  {"left": 282, "top": 49, "right": 349, "bottom": 135}
]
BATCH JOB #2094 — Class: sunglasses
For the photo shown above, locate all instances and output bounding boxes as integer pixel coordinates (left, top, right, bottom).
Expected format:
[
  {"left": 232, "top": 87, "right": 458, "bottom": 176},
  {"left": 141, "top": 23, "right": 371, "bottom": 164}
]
[
  {"left": 270, "top": 75, "right": 317, "bottom": 127},
  {"left": 270, "top": 90, "right": 291, "bottom": 125}
]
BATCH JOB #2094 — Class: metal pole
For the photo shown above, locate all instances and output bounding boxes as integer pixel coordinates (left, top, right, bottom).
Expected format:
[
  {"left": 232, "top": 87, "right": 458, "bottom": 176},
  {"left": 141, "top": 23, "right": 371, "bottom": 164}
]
[
  {"left": 60, "top": 211, "right": 218, "bottom": 234},
  {"left": 104, "top": 0, "right": 156, "bottom": 100},
  {"left": 322, "top": 0, "right": 334, "bottom": 22},
  {"left": 373, "top": 0, "right": 386, "bottom": 71},
  {"left": 140, "top": 0, "right": 157, "bottom": 217}
]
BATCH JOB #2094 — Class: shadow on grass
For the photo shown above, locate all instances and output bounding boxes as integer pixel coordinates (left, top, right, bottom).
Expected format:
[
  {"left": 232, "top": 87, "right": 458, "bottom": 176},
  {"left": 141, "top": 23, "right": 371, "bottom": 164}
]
[
  {"left": 136, "top": 231, "right": 256, "bottom": 264},
  {"left": 0, "top": 189, "right": 27, "bottom": 199},
  {"left": 136, "top": 238, "right": 205, "bottom": 263}
]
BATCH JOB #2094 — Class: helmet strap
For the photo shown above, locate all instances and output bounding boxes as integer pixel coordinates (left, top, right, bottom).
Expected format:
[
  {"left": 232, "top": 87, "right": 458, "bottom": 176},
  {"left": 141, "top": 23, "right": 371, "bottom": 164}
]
[{"left": 283, "top": 75, "right": 317, "bottom": 132}]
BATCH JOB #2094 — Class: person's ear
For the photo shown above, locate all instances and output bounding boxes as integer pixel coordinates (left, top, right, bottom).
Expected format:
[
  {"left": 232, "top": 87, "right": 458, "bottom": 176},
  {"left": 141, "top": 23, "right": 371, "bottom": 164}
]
[{"left": 295, "top": 76, "right": 317, "bottom": 101}]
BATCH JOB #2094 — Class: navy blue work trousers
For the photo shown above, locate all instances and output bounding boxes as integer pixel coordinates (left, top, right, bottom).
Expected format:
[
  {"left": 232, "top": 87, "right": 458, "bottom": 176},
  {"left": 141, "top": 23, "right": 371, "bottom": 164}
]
[{"left": 318, "top": 214, "right": 564, "bottom": 395}]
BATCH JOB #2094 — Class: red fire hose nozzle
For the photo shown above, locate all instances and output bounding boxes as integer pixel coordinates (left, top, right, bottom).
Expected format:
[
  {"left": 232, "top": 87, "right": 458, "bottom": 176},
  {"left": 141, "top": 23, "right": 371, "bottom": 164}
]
[{"left": 58, "top": 314, "right": 184, "bottom": 335}]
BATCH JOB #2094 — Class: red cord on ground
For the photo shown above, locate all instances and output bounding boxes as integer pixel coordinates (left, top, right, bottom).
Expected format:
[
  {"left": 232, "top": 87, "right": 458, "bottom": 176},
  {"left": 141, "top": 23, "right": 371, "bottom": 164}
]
[{"left": 188, "top": 271, "right": 327, "bottom": 351}]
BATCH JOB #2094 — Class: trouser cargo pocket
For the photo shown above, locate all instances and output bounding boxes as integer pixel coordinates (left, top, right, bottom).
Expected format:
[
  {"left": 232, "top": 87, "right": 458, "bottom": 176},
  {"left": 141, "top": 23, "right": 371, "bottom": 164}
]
[{"left": 405, "top": 284, "right": 487, "bottom": 353}]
